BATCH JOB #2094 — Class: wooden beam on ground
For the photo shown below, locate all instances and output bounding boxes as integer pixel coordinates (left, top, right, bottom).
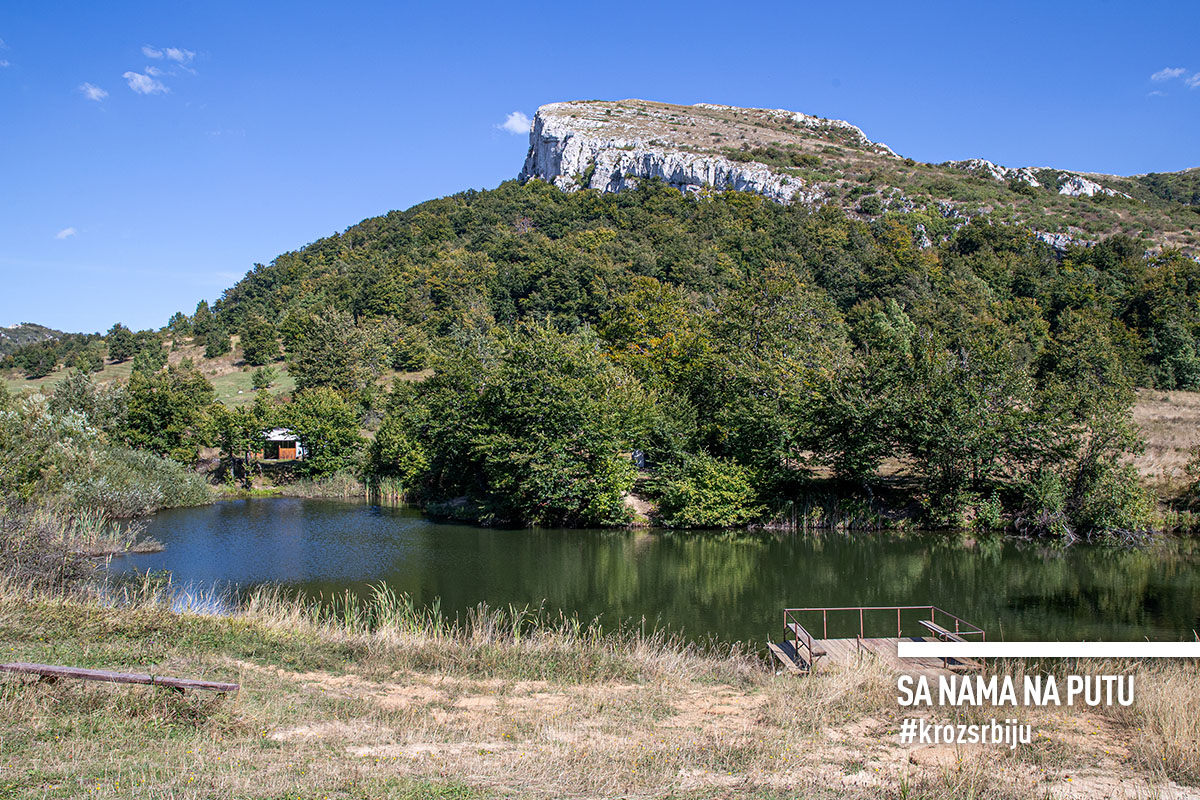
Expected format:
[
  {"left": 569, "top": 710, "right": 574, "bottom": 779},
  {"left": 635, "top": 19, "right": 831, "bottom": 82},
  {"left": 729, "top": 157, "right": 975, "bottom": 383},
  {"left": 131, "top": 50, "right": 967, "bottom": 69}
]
[{"left": 0, "top": 662, "right": 239, "bottom": 693}]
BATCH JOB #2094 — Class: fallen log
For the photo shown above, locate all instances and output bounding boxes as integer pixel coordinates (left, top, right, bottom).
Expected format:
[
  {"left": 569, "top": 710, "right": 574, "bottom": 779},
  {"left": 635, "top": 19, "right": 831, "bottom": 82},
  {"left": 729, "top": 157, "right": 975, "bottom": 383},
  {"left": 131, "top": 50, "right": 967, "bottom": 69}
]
[{"left": 0, "top": 662, "right": 239, "bottom": 693}]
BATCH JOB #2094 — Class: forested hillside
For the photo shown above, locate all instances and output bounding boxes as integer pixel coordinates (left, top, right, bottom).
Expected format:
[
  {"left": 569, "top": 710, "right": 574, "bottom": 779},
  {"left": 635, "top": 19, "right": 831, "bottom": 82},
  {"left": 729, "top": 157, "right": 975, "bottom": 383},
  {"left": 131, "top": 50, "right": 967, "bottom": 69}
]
[
  {"left": 197, "top": 179, "right": 1199, "bottom": 534},
  {"left": 6, "top": 176, "right": 1200, "bottom": 537}
]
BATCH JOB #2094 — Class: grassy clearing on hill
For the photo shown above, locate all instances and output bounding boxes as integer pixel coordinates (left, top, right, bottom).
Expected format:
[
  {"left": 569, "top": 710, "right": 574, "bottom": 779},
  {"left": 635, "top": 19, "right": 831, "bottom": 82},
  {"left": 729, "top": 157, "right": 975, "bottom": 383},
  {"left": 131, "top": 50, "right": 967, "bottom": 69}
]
[
  {"left": 2, "top": 358, "right": 134, "bottom": 396},
  {"left": 0, "top": 584, "right": 1196, "bottom": 799},
  {"left": 1132, "top": 389, "right": 1200, "bottom": 496},
  {"left": 2, "top": 337, "right": 296, "bottom": 407},
  {"left": 4, "top": 335, "right": 427, "bottom": 409}
]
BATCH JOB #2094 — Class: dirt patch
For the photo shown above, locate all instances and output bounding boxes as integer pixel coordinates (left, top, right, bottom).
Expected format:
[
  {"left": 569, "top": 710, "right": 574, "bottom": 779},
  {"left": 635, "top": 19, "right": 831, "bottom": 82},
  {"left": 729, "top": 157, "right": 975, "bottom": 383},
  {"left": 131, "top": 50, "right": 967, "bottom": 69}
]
[
  {"left": 348, "top": 741, "right": 512, "bottom": 759},
  {"left": 664, "top": 685, "right": 764, "bottom": 730},
  {"left": 270, "top": 721, "right": 385, "bottom": 742},
  {"left": 228, "top": 656, "right": 1199, "bottom": 799}
]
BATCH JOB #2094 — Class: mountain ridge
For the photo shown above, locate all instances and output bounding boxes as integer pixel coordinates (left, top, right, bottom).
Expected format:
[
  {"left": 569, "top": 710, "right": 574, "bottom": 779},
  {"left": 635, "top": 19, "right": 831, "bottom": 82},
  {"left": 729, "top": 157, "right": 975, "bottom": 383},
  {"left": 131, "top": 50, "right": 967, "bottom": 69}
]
[
  {"left": 519, "top": 99, "right": 1198, "bottom": 255},
  {"left": 0, "top": 323, "right": 65, "bottom": 357}
]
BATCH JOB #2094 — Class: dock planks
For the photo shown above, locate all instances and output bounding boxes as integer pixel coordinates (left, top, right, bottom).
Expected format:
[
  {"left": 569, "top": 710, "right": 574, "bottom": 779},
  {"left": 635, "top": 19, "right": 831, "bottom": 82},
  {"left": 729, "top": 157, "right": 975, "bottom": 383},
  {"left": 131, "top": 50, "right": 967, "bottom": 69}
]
[{"left": 770, "top": 637, "right": 979, "bottom": 676}]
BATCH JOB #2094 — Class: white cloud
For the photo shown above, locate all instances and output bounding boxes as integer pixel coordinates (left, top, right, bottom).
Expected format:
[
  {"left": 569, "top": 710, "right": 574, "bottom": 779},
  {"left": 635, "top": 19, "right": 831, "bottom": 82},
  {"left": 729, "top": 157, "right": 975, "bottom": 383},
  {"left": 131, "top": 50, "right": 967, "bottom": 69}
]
[
  {"left": 0, "top": 60, "right": 8, "bottom": 68},
  {"left": 145, "top": 65, "right": 164, "bottom": 76},
  {"left": 55, "top": 227, "right": 77, "bottom": 240},
  {"left": 79, "top": 82, "right": 108, "bottom": 101},
  {"left": 1151, "top": 67, "right": 1187, "bottom": 81},
  {"left": 123, "top": 70, "right": 168, "bottom": 94},
  {"left": 143, "top": 44, "right": 194, "bottom": 64},
  {"left": 1148, "top": 90, "right": 1168, "bottom": 97},
  {"left": 1188, "top": 73, "right": 1200, "bottom": 89},
  {"left": 498, "top": 111, "right": 531, "bottom": 135}
]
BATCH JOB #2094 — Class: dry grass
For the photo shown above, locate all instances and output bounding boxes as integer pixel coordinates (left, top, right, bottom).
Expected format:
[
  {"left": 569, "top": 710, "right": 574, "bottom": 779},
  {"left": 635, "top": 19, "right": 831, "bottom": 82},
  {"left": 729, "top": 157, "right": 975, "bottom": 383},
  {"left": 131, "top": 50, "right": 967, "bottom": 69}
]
[
  {"left": 2, "top": 357, "right": 134, "bottom": 396},
  {"left": 1132, "top": 389, "right": 1200, "bottom": 496},
  {"left": 1103, "top": 659, "right": 1200, "bottom": 784},
  {"left": 1, "top": 584, "right": 1198, "bottom": 798},
  {"left": 1, "top": 337, "right": 298, "bottom": 408},
  {"left": 58, "top": 508, "right": 162, "bottom": 557}
]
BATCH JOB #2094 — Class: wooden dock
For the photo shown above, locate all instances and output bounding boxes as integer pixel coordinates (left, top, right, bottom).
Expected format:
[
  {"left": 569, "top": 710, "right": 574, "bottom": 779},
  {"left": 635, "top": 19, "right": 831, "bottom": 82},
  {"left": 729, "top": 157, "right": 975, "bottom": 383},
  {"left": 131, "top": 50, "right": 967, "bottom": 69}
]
[{"left": 769, "top": 606, "right": 985, "bottom": 676}]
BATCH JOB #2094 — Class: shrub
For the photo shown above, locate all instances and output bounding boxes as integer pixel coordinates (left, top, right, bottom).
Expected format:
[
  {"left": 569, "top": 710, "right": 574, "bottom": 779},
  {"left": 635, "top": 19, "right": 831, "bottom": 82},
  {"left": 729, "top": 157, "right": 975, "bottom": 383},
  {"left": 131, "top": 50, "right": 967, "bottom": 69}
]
[
  {"left": 1008, "top": 178, "right": 1038, "bottom": 197},
  {"left": 239, "top": 316, "right": 280, "bottom": 366},
  {"left": 1015, "top": 469, "right": 1071, "bottom": 538},
  {"left": 251, "top": 366, "right": 277, "bottom": 390},
  {"left": 204, "top": 328, "right": 232, "bottom": 358},
  {"left": 974, "top": 492, "right": 1004, "bottom": 531},
  {"left": 1017, "top": 462, "right": 1152, "bottom": 541},
  {"left": 1073, "top": 462, "right": 1154, "bottom": 538},
  {"left": 1149, "top": 320, "right": 1200, "bottom": 390},
  {"left": 70, "top": 345, "right": 105, "bottom": 374},
  {"left": 857, "top": 195, "right": 883, "bottom": 215},
  {"left": 656, "top": 455, "right": 765, "bottom": 528},
  {"left": 66, "top": 447, "right": 211, "bottom": 518},
  {"left": 106, "top": 323, "right": 136, "bottom": 362}
]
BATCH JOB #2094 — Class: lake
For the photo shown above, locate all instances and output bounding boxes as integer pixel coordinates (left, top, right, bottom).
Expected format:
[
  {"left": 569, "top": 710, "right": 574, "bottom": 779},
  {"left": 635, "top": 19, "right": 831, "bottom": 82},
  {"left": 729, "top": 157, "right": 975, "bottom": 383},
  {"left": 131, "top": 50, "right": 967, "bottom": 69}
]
[{"left": 111, "top": 497, "right": 1200, "bottom": 645}]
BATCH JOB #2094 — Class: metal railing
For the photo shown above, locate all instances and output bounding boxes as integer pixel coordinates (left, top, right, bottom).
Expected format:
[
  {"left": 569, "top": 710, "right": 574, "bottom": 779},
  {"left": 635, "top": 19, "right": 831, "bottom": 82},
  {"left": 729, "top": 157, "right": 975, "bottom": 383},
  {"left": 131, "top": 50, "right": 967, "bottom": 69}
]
[
  {"left": 783, "top": 605, "right": 985, "bottom": 645},
  {"left": 781, "top": 615, "right": 824, "bottom": 671}
]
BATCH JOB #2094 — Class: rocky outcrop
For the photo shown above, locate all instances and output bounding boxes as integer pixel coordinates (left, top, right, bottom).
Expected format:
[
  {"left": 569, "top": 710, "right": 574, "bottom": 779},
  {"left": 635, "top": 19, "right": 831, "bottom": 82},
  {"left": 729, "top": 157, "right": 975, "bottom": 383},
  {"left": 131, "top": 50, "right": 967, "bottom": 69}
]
[
  {"left": 0, "top": 322, "right": 64, "bottom": 356},
  {"left": 1034, "top": 230, "right": 1096, "bottom": 251},
  {"left": 946, "top": 158, "right": 1040, "bottom": 186},
  {"left": 947, "top": 158, "right": 1135, "bottom": 199},
  {"left": 1057, "top": 174, "right": 1130, "bottom": 199},
  {"left": 517, "top": 98, "right": 1156, "bottom": 248},
  {"left": 522, "top": 120, "right": 808, "bottom": 203},
  {"left": 521, "top": 100, "right": 904, "bottom": 205},
  {"left": 520, "top": 103, "right": 826, "bottom": 204}
]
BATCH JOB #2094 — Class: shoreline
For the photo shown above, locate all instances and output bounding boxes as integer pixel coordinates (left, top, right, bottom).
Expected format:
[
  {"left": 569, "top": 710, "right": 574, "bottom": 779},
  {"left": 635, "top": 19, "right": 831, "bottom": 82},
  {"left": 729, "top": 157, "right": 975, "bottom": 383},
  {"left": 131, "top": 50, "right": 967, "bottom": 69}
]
[{"left": 199, "top": 487, "right": 1197, "bottom": 547}]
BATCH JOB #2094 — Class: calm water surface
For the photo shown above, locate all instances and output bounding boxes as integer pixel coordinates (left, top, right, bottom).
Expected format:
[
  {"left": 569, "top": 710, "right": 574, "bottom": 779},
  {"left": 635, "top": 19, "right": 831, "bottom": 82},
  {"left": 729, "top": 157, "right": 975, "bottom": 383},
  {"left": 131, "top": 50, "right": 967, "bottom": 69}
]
[{"left": 111, "top": 498, "right": 1200, "bottom": 645}]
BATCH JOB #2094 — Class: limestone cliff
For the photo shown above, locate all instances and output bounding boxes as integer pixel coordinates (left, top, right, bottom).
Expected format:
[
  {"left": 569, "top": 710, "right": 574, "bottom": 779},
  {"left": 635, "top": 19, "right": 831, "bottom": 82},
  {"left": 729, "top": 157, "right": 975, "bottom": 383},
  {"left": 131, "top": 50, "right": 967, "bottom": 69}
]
[
  {"left": 516, "top": 99, "right": 1196, "bottom": 255},
  {"left": 520, "top": 100, "right": 897, "bottom": 205}
]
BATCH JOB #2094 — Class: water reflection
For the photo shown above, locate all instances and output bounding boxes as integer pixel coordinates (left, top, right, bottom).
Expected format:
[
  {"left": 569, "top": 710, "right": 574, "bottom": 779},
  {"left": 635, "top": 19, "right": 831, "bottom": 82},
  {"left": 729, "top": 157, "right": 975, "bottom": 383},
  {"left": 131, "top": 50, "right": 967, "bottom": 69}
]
[{"left": 109, "top": 498, "right": 1200, "bottom": 644}]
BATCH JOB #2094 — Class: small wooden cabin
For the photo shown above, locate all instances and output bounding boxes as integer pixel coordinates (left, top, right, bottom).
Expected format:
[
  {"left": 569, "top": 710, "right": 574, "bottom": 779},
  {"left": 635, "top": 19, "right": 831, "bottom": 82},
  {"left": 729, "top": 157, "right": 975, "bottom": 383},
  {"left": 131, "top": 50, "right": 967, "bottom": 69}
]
[{"left": 260, "top": 427, "right": 306, "bottom": 461}]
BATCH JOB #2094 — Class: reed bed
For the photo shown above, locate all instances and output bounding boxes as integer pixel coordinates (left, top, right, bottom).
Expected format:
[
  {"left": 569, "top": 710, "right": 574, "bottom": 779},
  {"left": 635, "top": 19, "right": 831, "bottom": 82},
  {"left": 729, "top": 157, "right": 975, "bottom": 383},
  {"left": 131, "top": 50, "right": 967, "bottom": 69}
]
[
  {"left": 232, "top": 582, "right": 766, "bottom": 686},
  {"left": 275, "top": 470, "right": 368, "bottom": 499}
]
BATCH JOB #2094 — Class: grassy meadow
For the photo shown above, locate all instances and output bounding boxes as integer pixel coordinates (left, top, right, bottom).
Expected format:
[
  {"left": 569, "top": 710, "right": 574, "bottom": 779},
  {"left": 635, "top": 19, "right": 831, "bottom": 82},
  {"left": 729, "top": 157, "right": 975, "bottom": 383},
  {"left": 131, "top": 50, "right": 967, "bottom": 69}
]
[
  {"left": 2, "top": 336, "right": 296, "bottom": 406},
  {"left": 1, "top": 583, "right": 1197, "bottom": 799}
]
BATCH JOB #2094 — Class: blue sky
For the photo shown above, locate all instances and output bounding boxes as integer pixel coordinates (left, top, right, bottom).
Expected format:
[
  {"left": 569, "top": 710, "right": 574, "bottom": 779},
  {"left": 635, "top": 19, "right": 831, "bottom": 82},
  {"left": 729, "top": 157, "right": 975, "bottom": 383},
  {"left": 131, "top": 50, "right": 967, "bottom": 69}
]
[{"left": 2, "top": 0, "right": 1197, "bottom": 333}]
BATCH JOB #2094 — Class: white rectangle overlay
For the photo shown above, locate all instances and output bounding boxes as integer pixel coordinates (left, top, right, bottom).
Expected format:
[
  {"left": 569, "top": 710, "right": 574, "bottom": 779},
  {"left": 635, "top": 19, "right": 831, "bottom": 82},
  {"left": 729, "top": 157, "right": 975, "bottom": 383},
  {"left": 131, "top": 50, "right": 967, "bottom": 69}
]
[{"left": 897, "top": 641, "right": 1200, "bottom": 659}]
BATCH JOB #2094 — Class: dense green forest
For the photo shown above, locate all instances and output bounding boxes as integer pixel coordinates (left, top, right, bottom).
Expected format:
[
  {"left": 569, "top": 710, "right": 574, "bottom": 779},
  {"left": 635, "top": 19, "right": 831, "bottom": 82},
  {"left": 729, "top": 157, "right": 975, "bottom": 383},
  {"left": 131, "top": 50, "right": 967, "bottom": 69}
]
[{"left": 6, "top": 178, "right": 1200, "bottom": 542}]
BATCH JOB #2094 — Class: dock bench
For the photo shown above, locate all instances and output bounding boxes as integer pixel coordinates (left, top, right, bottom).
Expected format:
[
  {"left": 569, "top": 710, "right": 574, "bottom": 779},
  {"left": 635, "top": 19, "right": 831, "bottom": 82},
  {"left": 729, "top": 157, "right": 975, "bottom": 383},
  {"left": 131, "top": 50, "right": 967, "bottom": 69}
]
[
  {"left": 770, "top": 605, "right": 986, "bottom": 675},
  {"left": 917, "top": 620, "right": 981, "bottom": 670}
]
